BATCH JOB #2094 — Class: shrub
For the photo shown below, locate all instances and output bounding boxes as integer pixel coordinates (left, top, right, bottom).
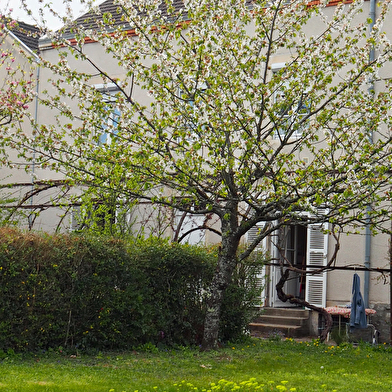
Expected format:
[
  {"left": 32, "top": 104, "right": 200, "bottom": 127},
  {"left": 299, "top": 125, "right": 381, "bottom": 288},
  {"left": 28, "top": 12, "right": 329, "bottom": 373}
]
[
  {"left": 220, "top": 249, "right": 265, "bottom": 342},
  {"left": 0, "top": 228, "right": 263, "bottom": 351}
]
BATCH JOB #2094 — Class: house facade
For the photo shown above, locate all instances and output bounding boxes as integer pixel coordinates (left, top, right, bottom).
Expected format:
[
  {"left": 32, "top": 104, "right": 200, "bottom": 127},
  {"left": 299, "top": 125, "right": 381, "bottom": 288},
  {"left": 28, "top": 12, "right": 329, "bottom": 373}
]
[
  {"left": 1, "top": 20, "right": 96, "bottom": 231},
  {"left": 3, "top": 0, "right": 392, "bottom": 341},
  {"left": 0, "top": 20, "right": 43, "bottom": 228}
]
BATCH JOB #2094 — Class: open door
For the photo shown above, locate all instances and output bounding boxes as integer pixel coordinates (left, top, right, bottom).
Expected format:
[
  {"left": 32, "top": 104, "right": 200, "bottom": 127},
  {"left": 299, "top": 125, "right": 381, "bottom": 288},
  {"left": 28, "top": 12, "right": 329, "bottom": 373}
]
[
  {"left": 270, "top": 224, "right": 307, "bottom": 307},
  {"left": 305, "top": 222, "right": 328, "bottom": 308}
]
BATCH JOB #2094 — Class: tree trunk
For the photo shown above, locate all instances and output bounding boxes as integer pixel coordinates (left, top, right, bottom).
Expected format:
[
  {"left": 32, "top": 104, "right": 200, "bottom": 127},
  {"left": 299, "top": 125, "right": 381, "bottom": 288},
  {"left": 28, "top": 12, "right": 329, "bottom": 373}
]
[
  {"left": 276, "top": 269, "right": 333, "bottom": 342},
  {"left": 201, "top": 230, "right": 240, "bottom": 350}
]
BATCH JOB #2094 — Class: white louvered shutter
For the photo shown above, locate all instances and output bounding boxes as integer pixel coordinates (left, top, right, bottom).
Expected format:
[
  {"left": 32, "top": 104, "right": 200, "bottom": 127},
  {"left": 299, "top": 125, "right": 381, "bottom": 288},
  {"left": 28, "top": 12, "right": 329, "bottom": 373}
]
[
  {"left": 305, "top": 222, "right": 328, "bottom": 307},
  {"left": 247, "top": 223, "right": 266, "bottom": 307}
]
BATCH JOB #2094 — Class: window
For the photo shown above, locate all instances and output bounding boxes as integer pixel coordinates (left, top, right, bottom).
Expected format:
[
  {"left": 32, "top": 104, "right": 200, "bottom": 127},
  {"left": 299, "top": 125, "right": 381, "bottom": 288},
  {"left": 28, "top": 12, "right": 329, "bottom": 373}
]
[
  {"left": 272, "top": 64, "right": 310, "bottom": 139},
  {"left": 177, "top": 81, "right": 207, "bottom": 141},
  {"left": 279, "top": 224, "right": 307, "bottom": 269},
  {"left": 174, "top": 211, "right": 206, "bottom": 245},
  {"left": 98, "top": 105, "right": 120, "bottom": 145},
  {"left": 95, "top": 84, "right": 120, "bottom": 145},
  {"left": 70, "top": 202, "right": 130, "bottom": 233}
]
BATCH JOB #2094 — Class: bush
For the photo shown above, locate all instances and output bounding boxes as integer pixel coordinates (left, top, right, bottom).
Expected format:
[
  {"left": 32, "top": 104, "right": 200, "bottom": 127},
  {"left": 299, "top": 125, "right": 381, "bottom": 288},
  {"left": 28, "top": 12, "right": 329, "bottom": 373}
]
[
  {"left": 220, "top": 249, "right": 265, "bottom": 342},
  {"left": 0, "top": 228, "right": 263, "bottom": 351}
]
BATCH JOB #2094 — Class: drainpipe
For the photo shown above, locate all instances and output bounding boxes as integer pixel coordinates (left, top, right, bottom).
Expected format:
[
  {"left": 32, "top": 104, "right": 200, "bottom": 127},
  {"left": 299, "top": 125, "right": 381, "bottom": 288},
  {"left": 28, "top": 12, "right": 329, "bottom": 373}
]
[
  {"left": 364, "top": 0, "right": 376, "bottom": 309},
  {"left": 390, "top": 224, "right": 392, "bottom": 345},
  {"left": 364, "top": 210, "right": 371, "bottom": 308}
]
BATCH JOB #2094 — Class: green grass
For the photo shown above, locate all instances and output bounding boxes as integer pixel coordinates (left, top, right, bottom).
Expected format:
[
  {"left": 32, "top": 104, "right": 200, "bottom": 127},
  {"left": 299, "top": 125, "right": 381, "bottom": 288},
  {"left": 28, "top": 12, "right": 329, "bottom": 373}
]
[{"left": 0, "top": 338, "right": 391, "bottom": 391}]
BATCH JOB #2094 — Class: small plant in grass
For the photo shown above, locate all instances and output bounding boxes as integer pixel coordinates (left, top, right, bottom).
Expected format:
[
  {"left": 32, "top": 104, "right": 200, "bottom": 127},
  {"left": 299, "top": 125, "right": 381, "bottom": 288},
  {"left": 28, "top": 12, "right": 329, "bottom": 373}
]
[
  {"left": 267, "top": 330, "right": 285, "bottom": 342},
  {"left": 330, "top": 326, "right": 347, "bottom": 346},
  {"left": 171, "top": 378, "right": 297, "bottom": 391},
  {"left": 135, "top": 342, "right": 160, "bottom": 353}
]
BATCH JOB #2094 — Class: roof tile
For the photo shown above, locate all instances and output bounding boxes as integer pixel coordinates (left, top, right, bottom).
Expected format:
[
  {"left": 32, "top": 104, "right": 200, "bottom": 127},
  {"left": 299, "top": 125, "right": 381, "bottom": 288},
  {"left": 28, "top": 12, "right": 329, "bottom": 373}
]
[{"left": 7, "top": 20, "right": 41, "bottom": 52}]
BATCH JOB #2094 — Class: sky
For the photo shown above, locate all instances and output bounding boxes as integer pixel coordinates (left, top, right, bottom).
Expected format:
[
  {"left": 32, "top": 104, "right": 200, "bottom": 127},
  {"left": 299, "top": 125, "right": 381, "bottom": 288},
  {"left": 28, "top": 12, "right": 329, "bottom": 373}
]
[{"left": 2, "top": 0, "right": 98, "bottom": 29}]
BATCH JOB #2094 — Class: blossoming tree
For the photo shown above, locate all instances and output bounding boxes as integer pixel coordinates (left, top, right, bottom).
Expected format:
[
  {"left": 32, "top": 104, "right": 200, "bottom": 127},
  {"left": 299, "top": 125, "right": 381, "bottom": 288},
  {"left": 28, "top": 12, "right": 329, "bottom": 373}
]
[
  {"left": 0, "top": 18, "right": 35, "bottom": 126},
  {"left": 3, "top": 0, "right": 392, "bottom": 348}
]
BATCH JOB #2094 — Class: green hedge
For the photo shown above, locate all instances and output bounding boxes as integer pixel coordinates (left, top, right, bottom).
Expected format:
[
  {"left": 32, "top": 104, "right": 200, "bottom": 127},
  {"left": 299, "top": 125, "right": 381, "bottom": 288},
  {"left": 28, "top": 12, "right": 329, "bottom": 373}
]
[{"left": 0, "top": 228, "right": 262, "bottom": 351}]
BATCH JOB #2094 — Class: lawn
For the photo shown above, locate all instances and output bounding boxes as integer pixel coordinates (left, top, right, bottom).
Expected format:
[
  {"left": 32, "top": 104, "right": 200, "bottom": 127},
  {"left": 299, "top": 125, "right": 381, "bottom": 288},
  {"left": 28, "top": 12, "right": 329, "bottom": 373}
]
[{"left": 0, "top": 338, "right": 391, "bottom": 392}]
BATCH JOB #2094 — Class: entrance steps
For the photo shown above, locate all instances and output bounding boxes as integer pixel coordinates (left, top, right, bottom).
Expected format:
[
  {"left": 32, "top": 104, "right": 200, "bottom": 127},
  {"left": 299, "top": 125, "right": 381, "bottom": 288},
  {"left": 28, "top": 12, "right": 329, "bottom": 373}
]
[{"left": 249, "top": 307, "right": 311, "bottom": 338}]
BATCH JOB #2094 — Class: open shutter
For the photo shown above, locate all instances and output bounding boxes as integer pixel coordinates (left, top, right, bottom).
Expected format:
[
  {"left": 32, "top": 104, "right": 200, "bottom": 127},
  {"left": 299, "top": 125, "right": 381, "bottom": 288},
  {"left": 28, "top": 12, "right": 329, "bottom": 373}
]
[
  {"left": 247, "top": 223, "right": 264, "bottom": 245},
  {"left": 247, "top": 223, "right": 266, "bottom": 307},
  {"left": 305, "top": 222, "right": 328, "bottom": 308}
]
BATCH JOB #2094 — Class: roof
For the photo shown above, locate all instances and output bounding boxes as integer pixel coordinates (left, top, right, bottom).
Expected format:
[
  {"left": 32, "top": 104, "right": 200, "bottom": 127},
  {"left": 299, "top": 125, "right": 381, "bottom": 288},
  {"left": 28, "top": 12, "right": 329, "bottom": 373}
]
[
  {"left": 66, "top": 0, "right": 188, "bottom": 32},
  {"left": 2, "top": 19, "right": 41, "bottom": 52},
  {"left": 69, "top": 0, "right": 350, "bottom": 32}
]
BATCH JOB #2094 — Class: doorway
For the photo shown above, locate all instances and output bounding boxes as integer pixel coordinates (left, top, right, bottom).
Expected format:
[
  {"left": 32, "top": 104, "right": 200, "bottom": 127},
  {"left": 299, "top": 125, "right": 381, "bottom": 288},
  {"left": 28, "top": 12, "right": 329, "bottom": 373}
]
[{"left": 270, "top": 224, "right": 307, "bottom": 307}]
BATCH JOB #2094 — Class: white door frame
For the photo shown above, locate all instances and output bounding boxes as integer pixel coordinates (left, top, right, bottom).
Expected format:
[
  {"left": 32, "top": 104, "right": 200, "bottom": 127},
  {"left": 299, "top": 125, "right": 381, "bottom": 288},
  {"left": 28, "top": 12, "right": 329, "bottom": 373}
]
[
  {"left": 269, "top": 220, "right": 328, "bottom": 308},
  {"left": 269, "top": 225, "right": 302, "bottom": 307}
]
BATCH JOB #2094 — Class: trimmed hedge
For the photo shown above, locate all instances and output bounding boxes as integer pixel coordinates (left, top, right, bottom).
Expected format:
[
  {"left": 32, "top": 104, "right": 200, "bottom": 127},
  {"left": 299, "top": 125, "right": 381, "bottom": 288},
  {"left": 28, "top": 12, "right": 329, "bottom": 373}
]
[{"left": 0, "top": 228, "right": 261, "bottom": 351}]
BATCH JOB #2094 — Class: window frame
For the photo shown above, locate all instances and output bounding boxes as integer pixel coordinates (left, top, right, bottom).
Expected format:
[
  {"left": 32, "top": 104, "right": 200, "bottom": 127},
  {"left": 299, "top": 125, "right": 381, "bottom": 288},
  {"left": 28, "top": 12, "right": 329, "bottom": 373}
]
[
  {"left": 177, "top": 81, "right": 208, "bottom": 141},
  {"left": 94, "top": 83, "right": 121, "bottom": 146},
  {"left": 272, "top": 63, "right": 310, "bottom": 140}
]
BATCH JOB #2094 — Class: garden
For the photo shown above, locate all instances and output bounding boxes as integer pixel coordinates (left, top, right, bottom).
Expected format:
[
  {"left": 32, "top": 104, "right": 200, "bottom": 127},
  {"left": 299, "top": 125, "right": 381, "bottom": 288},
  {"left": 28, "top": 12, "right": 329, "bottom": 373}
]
[
  {"left": 0, "top": 338, "right": 391, "bottom": 391},
  {"left": 1, "top": 229, "right": 391, "bottom": 391}
]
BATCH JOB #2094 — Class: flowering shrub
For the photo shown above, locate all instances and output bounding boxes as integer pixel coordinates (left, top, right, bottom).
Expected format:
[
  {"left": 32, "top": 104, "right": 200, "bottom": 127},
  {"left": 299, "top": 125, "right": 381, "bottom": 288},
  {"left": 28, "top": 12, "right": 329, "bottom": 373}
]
[{"left": 0, "top": 18, "right": 36, "bottom": 125}]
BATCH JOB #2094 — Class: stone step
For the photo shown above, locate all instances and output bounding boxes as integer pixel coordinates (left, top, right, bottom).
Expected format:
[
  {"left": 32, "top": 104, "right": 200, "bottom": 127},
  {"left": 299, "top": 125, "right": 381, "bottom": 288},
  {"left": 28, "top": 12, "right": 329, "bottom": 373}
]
[
  {"left": 249, "top": 307, "right": 311, "bottom": 338},
  {"left": 256, "top": 314, "right": 308, "bottom": 327},
  {"left": 260, "top": 307, "right": 310, "bottom": 318},
  {"left": 249, "top": 322, "right": 307, "bottom": 338}
]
